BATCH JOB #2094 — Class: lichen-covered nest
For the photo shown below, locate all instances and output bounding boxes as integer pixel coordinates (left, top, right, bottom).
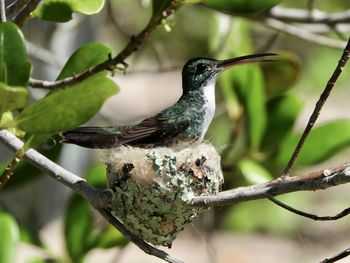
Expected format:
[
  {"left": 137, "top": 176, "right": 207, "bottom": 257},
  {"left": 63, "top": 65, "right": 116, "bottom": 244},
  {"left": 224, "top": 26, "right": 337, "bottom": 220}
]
[{"left": 99, "top": 143, "right": 223, "bottom": 247}]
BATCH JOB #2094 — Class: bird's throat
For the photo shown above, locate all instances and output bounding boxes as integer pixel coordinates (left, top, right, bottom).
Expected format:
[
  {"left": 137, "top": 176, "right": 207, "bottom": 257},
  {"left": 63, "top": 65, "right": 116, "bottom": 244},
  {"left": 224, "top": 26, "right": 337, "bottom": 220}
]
[{"left": 200, "top": 79, "right": 216, "bottom": 139}]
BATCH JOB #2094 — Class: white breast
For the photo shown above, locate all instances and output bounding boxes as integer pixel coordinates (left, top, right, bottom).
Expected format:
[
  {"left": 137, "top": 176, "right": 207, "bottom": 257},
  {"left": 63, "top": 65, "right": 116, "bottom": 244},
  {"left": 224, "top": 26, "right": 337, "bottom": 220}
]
[{"left": 200, "top": 80, "right": 216, "bottom": 139}]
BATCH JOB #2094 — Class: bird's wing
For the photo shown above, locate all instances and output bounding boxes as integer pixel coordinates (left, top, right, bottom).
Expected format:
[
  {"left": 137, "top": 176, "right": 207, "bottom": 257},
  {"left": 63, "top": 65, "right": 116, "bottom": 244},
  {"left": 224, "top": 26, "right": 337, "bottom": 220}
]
[
  {"left": 62, "top": 114, "right": 190, "bottom": 148},
  {"left": 114, "top": 114, "right": 190, "bottom": 147}
]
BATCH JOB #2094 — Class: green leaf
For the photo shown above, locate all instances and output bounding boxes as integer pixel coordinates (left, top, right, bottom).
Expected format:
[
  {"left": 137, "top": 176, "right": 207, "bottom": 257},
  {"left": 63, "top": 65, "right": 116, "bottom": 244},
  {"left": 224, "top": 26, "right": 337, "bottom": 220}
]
[
  {"left": 34, "top": 0, "right": 105, "bottom": 22},
  {"left": 95, "top": 224, "right": 127, "bottom": 249},
  {"left": 202, "top": 0, "right": 283, "bottom": 14},
  {"left": 57, "top": 42, "right": 112, "bottom": 80},
  {"left": 65, "top": 195, "right": 95, "bottom": 262},
  {"left": 0, "top": 83, "right": 28, "bottom": 115},
  {"left": 13, "top": 43, "right": 118, "bottom": 134},
  {"left": 14, "top": 75, "right": 117, "bottom": 133},
  {"left": 262, "top": 94, "right": 303, "bottom": 150},
  {"left": 222, "top": 194, "right": 302, "bottom": 234},
  {"left": 0, "top": 22, "right": 31, "bottom": 86},
  {"left": 152, "top": 0, "right": 173, "bottom": 17},
  {"left": 0, "top": 212, "right": 20, "bottom": 263},
  {"left": 85, "top": 164, "right": 107, "bottom": 188},
  {"left": 237, "top": 159, "right": 272, "bottom": 184},
  {"left": 275, "top": 120, "right": 350, "bottom": 166},
  {"left": 262, "top": 52, "right": 301, "bottom": 98}
]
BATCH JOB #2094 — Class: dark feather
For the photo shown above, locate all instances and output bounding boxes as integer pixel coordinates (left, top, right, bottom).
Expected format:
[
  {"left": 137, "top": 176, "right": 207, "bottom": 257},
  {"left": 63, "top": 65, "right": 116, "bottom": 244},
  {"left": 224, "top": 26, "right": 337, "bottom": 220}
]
[{"left": 62, "top": 114, "right": 190, "bottom": 149}]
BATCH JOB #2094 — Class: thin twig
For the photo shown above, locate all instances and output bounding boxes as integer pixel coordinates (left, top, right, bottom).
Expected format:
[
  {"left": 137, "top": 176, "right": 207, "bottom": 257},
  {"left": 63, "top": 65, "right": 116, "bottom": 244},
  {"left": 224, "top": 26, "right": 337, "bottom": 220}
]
[
  {"left": 263, "top": 18, "right": 346, "bottom": 49},
  {"left": 269, "top": 197, "right": 350, "bottom": 221},
  {"left": 6, "top": 0, "right": 31, "bottom": 19},
  {"left": 98, "top": 209, "right": 184, "bottom": 263},
  {"left": 320, "top": 247, "right": 350, "bottom": 263},
  {"left": 0, "top": 0, "right": 6, "bottom": 22},
  {"left": 268, "top": 7, "right": 350, "bottom": 24},
  {"left": 280, "top": 36, "right": 350, "bottom": 178},
  {"left": 13, "top": 0, "right": 42, "bottom": 26},
  {"left": 29, "top": 0, "right": 182, "bottom": 89}
]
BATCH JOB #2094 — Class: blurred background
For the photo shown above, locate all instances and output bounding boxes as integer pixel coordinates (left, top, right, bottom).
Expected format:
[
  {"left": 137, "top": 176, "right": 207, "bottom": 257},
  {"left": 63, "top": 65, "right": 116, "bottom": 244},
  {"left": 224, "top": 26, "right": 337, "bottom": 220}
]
[{"left": 1, "top": 0, "right": 350, "bottom": 262}]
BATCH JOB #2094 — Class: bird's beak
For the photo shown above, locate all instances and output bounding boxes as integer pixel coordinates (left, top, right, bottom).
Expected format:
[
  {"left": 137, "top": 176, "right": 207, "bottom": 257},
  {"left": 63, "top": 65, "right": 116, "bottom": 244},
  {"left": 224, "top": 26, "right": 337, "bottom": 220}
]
[{"left": 217, "top": 53, "right": 277, "bottom": 69}]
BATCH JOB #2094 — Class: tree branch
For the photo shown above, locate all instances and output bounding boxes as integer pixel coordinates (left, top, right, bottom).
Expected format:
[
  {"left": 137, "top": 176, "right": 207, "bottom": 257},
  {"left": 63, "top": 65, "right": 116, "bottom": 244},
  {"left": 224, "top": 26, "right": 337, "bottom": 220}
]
[
  {"left": 191, "top": 162, "right": 350, "bottom": 207},
  {"left": 0, "top": 129, "right": 183, "bottom": 263},
  {"left": 28, "top": 0, "right": 182, "bottom": 89}
]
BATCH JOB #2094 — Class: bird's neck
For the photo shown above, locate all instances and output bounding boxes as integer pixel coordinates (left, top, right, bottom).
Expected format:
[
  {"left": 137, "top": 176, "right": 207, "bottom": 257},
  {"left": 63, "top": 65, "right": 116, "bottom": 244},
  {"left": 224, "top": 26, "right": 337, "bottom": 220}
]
[
  {"left": 179, "top": 79, "right": 216, "bottom": 139},
  {"left": 181, "top": 79, "right": 216, "bottom": 111}
]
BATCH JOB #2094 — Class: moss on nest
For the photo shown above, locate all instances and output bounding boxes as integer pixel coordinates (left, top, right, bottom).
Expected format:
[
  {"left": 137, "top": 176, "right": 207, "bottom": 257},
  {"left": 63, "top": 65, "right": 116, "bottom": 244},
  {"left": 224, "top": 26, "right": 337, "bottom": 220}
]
[{"left": 99, "top": 143, "right": 223, "bottom": 247}]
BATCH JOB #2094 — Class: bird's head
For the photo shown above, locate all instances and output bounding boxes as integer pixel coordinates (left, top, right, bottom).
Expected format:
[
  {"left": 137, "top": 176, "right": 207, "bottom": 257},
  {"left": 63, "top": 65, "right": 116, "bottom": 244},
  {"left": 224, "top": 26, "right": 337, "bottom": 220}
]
[{"left": 181, "top": 53, "right": 277, "bottom": 94}]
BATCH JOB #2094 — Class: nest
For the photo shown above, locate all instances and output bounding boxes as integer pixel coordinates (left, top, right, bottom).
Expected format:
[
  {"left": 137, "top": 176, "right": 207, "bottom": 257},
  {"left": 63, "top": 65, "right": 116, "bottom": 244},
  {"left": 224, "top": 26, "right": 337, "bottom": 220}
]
[{"left": 99, "top": 143, "right": 223, "bottom": 247}]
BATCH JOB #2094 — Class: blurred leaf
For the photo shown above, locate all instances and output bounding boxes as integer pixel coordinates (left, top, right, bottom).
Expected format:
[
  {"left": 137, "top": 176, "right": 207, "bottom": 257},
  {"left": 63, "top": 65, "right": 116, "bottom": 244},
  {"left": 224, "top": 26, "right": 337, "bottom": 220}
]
[
  {"left": 0, "top": 212, "right": 19, "bottom": 263},
  {"left": 26, "top": 258, "right": 61, "bottom": 263},
  {"left": 0, "top": 84, "right": 28, "bottom": 115},
  {"left": 152, "top": 0, "right": 173, "bottom": 17},
  {"left": 0, "top": 22, "right": 31, "bottom": 86},
  {"left": 222, "top": 194, "right": 303, "bottom": 234},
  {"left": 219, "top": 70, "right": 241, "bottom": 121},
  {"left": 238, "top": 159, "right": 272, "bottom": 184},
  {"left": 0, "top": 112, "right": 25, "bottom": 138},
  {"left": 275, "top": 120, "right": 350, "bottom": 166},
  {"left": 23, "top": 134, "right": 54, "bottom": 150},
  {"left": 65, "top": 195, "right": 95, "bottom": 262},
  {"left": 202, "top": 0, "right": 283, "bottom": 14},
  {"left": 207, "top": 13, "right": 222, "bottom": 54},
  {"left": 19, "top": 224, "right": 42, "bottom": 246},
  {"left": 220, "top": 20, "right": 267, "bottom": 150},
  {"left": 13, "top": 43, "right": 118, "bottom": 135},
  {"left": 34, "top": 0, "right": 105, "bottom": 22},
  {"left": 26, "top": 258, "right": 49, "bottom": 263},
  {"left": 262, "top": 94, "right": 303, "bottom": 150},
  {"left": 0, "top": 160, "right": 6, "bottom": 175},
  {"left": 262, "top": 52, "right": 301, "bottom": 98},
  {"left": 57, "top": 43, "right": 112, "bottom": 80},
  {"left": 94, "top": 224, "right": 127, "bottom": 249},
  {"left": 85, "top": 163, "right": 107, "bottom": 188}
]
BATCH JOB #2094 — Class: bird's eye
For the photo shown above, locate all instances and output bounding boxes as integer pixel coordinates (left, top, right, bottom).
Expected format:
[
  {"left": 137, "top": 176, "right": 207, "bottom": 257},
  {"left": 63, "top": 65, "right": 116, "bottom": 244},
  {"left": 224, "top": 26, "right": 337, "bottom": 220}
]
[{"left": 195, "top": 63, "right": 206, "bottom": 74}]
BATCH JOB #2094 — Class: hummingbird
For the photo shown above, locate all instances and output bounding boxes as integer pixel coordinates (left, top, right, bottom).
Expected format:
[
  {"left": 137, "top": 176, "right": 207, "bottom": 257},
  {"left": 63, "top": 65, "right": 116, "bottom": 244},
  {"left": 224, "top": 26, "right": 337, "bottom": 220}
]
[{"left": 62, "top": 53, "right": 276, "bottom": 149}]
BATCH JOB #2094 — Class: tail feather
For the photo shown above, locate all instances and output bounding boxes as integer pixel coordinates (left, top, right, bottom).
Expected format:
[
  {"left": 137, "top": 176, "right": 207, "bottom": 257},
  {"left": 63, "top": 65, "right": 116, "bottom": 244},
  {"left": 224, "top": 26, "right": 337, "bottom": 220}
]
[{"left": 61, "top": 127, "right": 120, "bottom": 149}]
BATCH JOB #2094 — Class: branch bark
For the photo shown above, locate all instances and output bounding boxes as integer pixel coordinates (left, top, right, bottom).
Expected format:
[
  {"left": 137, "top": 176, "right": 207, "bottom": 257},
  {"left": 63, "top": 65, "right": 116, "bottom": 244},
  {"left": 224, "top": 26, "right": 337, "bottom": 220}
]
[
  {"left": 191, "top": 162, "right": 350, "bottom": 207},
  {"left": 0, "top": 0, "right": 6, "bottom": 22}
]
